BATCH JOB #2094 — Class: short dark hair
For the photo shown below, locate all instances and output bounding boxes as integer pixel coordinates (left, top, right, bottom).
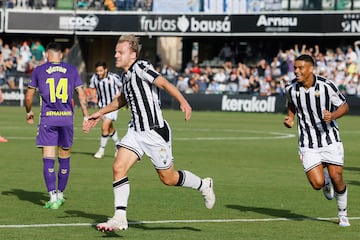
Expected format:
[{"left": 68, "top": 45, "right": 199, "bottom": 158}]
[
  {"left": 295, "top": 54, "right": 315, "bottom": 66},
  {"left": 46, "top": 42, "right": 62, "bottom": 52},
  {"left": 95, "top": 61, "right": 107, "bottom": 69}
]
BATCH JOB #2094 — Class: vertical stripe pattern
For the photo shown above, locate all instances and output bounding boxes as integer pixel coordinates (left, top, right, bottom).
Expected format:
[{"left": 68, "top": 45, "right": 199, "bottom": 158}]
[
  {"left": 285, "top": 75, "right": 346, "bottom": 149},
  {"left": 89, "top": 72, "right": 122, "bottom": 108},
  {"left": 122, "top": 59, "right": 164, "bottom": 131}
]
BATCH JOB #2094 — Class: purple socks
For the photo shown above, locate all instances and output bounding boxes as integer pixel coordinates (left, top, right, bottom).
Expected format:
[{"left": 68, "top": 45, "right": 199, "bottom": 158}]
[
  {"left": 58, "top": 157, "right": 70, "bottom": 192},
  {"left": 43, "top": 157, "right": 70, "bottom": 193},
  {"left": 43, "top": 158, "right": 56, "bottom": 192}
]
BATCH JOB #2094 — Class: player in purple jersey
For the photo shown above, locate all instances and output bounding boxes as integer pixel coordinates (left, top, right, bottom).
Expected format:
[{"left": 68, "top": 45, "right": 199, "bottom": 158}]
[{"left": 25, "top": 42, "right": 89, "bottom": 209}]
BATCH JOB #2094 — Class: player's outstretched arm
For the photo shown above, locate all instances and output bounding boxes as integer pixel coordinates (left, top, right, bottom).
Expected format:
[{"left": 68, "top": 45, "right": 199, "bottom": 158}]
[
  {"left": 83, "top": 94, "right": 127, "bottom": 134},
  {"left": 154, "top": 76, "right": 192, "bottom": 121}
]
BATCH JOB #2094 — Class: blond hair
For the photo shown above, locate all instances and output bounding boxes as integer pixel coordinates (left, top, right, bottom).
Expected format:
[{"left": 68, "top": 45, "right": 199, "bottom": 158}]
[{"left": 118, "top": 34, "right": 141, "bottom": 57}]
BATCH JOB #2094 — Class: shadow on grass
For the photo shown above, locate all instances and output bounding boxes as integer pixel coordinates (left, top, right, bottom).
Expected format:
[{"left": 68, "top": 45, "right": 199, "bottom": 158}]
[
  {"left": 343, "top": 167, "right": 360, "bottom": 186},
  {"left": 344, "top": 166, "right": 360, "bottom": 172},
  {"left": 1, "top": 188, "right": 47, "bottom": 206},
  {"left": 71, "top": 151, "right": 95, "bottom": 157},
  {"left": 64, "top": 210, "right": 201, "bottom": 233},
  {"left": 226, "top": 204, "right": 335, "bottom": 224}
]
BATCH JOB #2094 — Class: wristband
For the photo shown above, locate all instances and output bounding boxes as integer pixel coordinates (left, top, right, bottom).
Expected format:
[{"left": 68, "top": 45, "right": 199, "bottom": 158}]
[
  {"left": 83, "top": 116, "right": 89, "bottom": 121},
  {"left": 26, "top": 111, "right": 33, "bottom": 116}
]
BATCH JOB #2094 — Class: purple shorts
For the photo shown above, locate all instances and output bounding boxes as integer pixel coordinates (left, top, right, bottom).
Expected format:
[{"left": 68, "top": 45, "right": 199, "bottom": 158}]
[{"left": 36, "top": 124, "right": 73, "bottom": 149}]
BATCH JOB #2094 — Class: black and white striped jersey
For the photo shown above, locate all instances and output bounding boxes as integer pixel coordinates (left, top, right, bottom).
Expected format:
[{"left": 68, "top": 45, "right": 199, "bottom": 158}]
[
  {"left": 122, "top": 59, "right": 164, "bottom": 131},
  {"left": 89, "top": 72, "right": 122, "bottom": 108},
  {"left": 285, "top": 74, "right": 347, "bottom": 149}
]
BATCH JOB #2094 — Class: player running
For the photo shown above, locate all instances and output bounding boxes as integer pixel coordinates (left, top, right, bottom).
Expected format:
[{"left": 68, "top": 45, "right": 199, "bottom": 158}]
[{"left": 84, "top": 34, "right": 215, "bottom": 232}]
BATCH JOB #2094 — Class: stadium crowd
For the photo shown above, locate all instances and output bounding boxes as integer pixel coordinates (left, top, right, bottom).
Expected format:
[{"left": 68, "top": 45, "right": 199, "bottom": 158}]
[
  {"left": 5, "top": 0, "right": 153, "bottom": 11},
  {"left": 165, "top": 41, "right": 360, "bottom": 98},
  {"left": 1, "top": 37, "right": 360, "bottom": 100},
  {"left": 0, "top": 38, "right": 47, "bottom": 90}
]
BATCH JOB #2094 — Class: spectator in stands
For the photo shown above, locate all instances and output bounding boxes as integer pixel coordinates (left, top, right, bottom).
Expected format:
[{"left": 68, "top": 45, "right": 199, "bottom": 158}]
[
  {"left": 345, "top": 74, "right": 357, "bottom": 96},
  {"left": 338, "top": 79, "right": 347, "bottom": 96},
  {"left": 335, "top": 47, "right": 346, "bottom": 62},
  {"left": 345, "top": 45, "right": 357, "bottom": 67},
  {"left": 279, "top": 52, "right": 289, "bottom": 77},
  {"left": 187, "top": 74, "right": 199, "bottom": 93},
  {"left": 256, "top": 58, "right": 267, "bottom": 81},
  {"left": 126, "top": 0, "right": 135, "bottom": 10},
  {"left": 4, "top": 51, "right": 17, "bottom": 89},
  {"left": 0, "top": 51, "right": 7, "bottom": 87},
  {"left": 213, "top": 68, "right": 227, "bottom": 84},
  {"left": 47, "top": 0, "right": 56, "bottom": 9},
  {"left": 2, "top": 44, "right": 12, "bottom": 60},
  {"left": 206, "top": 78, "right": 220, "bottom": 94},
  {"left": 31, "top": 40, "right": 45, "bottom": 65},
  {"left": 160, "top": 64, "right": 178, "bottom": 84},
  {"left": 227, "top": 67, "right": 238, "bottom": 94},
  {"left": 238, "top": 74, "right": 249, "bottom": 94},
  {"left": 266, "top": 80, "right": 278, "bottom": 96},
  {"left": 17, "top": 0, "right": 27, "bottom": 8},
  {"left": 116, "top": 0, "right": 125, "bottom": 10},
  {"left": 270, "top": 56, "right": 282, "bottom": 80},
  {"left": 190, "top": 63, "right": 201, "bottom": 75},
  {"left": 176, "top": 74, "right": 188, "bottom": 93},
  {"left": 248, "top": 75, "right": 260, "bottom": 95},
  {"left": 136, "top": 0, "right": 152, "bottom": 11},
  {"left": 104, "top": 0, "right": 117, "bottom": 10},
  {"left": 33, "top": 0, "right": 42, "bottom": 9},
  {"left": 275, "top": 80, "right": 285, "bottom": 96},
  {"left": 7, "top": 0, "right": 15, "bottom": 8},
  {"left": 197, "top": 73, "right": 209, "bottom": 94},
  {"left": 203, "top": 66, "right": 214, "bottom": 82},
  {"left": 236, "top": 63, "right": 250, "bottom": 94},
  {"left": 16, "top": 53, "right": 28, "bottom": 80},
  {"left": 223, "top": 60, "right": 233, "bottom": 76},
  {"left": 19, "top": 41, "right": 32, "bottom": 63},
  {"left": 77, "top": 0, "right": 88, "bottom": 9}
]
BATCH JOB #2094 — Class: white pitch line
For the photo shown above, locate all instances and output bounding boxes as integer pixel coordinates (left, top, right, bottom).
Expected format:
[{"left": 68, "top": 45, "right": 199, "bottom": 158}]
[
  {"left": 4, "top": 130, "right": 296, "bottom": 141},
  {"left": 1, "top": 217, "right": 360, "bottom": 228}
]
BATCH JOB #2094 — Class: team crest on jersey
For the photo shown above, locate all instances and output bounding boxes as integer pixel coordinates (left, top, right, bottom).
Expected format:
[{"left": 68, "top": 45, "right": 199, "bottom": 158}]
[
  {"left": 296, "top": 91, "right": 300, "bottom": 97},
  {"left": 314, "top": 90, "right": 320, "bottom": 97},
  {"left": 143, "top": 66, "right": 150, "bottom": 73}
]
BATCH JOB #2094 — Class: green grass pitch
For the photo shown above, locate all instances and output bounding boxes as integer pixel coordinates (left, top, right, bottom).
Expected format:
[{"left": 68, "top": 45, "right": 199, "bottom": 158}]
[{"left": 0, "top": 106, "right": 359, "bottom": 239}]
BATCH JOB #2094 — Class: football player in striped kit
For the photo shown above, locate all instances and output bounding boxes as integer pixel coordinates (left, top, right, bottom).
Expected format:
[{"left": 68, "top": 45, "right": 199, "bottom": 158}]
[
  {"left": 85, "top": 34, "right": 215, "bottom": 232},
  {"left": 89, "top": 61, "right": 123, "bottom": 159},
  {"left": 284, "top": 54, "right": 350, "bottom": 227}
]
